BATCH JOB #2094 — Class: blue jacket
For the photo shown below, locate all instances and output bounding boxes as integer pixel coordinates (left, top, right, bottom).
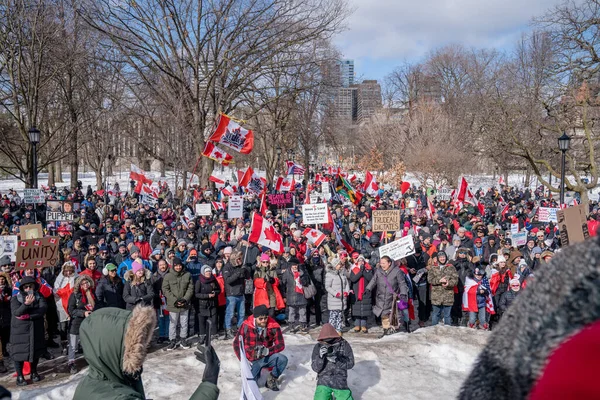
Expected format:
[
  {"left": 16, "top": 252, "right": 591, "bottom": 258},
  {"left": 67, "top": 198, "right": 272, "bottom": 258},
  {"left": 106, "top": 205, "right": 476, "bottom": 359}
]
[{"left": 117, "top": 257, "right": 151, "bottom": 280}]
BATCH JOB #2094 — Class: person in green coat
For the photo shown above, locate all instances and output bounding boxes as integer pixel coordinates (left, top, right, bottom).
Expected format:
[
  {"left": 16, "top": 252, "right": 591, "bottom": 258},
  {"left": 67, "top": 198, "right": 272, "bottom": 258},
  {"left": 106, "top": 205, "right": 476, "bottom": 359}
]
[
  {"left": 162, "top": 257, "right": 195, "bottom": 350},
  {"left": 73, "top": 305, "right": 220, "bottom": 400}
]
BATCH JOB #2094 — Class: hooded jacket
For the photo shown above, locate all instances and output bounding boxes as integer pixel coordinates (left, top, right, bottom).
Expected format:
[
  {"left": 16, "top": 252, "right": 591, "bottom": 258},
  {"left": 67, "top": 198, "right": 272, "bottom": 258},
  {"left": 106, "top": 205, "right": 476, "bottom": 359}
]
[
  {"left": 311, "top": 323, "right": 354, "bottom": 390},
  {"left": 67, "top": 275, "right": 97, "bottom": 335},
  {"left": 54, "top": 264, "right": 78, "bottom": 323},
  {"left": 0, "top": 272, "right": 11, "bottom": 328},
  {"left": 366, "top": 265, "right": 408, "bottom": 317},
  {"left": 73, "top": 306, "right": 219, "bottom": 400},
  {"left": 9, "top": 277, "right": 47, "bottom": 362},
  {"left": 123, "top": 269, "right": 154, "bottom": 311},
  {"left": 162, "top": 266, "right": 194, "bottom": 313},
  {"left": 96, "top": 268, "right": 125, "bottom": 309}
]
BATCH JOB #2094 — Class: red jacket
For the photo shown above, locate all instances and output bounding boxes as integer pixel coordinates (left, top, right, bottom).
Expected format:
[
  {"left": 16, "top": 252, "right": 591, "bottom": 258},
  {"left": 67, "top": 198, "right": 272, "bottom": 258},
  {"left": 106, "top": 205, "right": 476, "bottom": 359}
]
[
  {"left": 233, "top": 316, "right": 285, "bottom": 362},
  {"left": 134, "top": 241, "right": 152, "bottom": 260},
  {"left": 79, "top": 268, "right": 103, "bottom": 285}
]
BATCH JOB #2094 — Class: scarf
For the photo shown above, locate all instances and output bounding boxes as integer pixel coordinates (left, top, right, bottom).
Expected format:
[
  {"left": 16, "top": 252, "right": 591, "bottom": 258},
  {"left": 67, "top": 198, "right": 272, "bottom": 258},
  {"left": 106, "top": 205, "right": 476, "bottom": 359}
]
[
  {"left": 79, "top": 288, "right": 96, "bottom": 311},
  {"left": 293, "top": 271, "right": 303, "bottom": 294},
  {"left": 351, "top": 263, "right": 371, "bottom": 301}
]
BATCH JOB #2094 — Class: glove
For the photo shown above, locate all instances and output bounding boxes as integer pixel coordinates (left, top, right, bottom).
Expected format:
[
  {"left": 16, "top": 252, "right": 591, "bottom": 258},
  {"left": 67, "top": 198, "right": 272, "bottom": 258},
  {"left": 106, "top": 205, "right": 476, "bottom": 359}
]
[
  {"left": 343, "top": 292, "right": 348, "bottom": 297},
  {"left": 268, "top": 276, "right": 276, "bottom": 284},
  {"left": 364, "top": 289, "right": 371, "bottom": 296},
  {"left": 255, "top": 345, "right": 269, "bottom": 358},
  {"left": 195, "top": 344, "right": 220, "bottom": 385},
  {"left": 319, "top": 345, "right": 328, "bottom": 358},
  {"left": 399, "top": 294, "right": 408, "bottom": 302},
  {"left": 335, "top": 293, "right": 341, "bottom": 298}
]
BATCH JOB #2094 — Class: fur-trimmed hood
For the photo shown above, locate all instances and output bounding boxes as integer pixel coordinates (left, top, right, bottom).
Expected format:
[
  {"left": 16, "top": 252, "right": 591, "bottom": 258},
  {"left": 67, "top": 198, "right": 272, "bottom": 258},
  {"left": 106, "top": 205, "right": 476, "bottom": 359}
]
[
  {"left": 123, "top": 268, "right": 152, "bottom": 283},
  {"left": 74, "top": 275, "right": 95, "bottom": 291}
]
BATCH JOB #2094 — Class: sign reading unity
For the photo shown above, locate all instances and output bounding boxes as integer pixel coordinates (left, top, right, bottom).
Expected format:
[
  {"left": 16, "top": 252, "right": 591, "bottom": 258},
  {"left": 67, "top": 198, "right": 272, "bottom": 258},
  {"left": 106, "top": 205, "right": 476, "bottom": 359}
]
[{"left": 15, "top": 237, "right": 60, "bottom": 271}]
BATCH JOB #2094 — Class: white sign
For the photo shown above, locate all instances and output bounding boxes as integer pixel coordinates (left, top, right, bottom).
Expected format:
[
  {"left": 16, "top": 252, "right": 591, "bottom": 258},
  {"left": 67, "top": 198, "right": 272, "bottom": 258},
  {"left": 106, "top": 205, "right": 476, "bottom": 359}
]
[
  {"left": 0, "top": 236, "right": 18, "bottom": 262},
  {"left": 309, "top": 193, "right": 320, "bottom": 204},
  {"left": 437, "top": 187, "right": 451, "bottom": 201},
  {"left": 195, "top": 203, "right": 212, "bottom": 216},
  {"left": 378, "top": 235, "right": 416, "bottom": 261},
  {"left": 511, "top": 223, "right": 519, "bottom": 236},
  {"left": 23, "top": 189, "right": 44, "bottom": 204},
  {"left": 140, "top": 195, "right": 158, "bottom": 207},
  {"left": 538, "top": 207, "right": 559, "bottom": 223},
  {"left": 302, "top": 203, "right": 329, "bottom": 225},
  {"left": 321, "top": 184, "right": 331, "bottom": 201},
  {"left": 512, "top": 231, "right": 527, "bottom": 247},
  {"left": 228, "top": 195, "right": 244, "bottom": 219}
]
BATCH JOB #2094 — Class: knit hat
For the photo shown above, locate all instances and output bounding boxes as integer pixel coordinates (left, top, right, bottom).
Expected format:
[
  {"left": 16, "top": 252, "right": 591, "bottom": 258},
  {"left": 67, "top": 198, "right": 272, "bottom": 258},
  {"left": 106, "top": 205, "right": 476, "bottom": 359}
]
[
  {"left": 132, "top": 261, "right": 143, "bottom": 273},
  {"left": 496, "top": 255, "right": 507, "bottom": 264},
  {"left": 509, "top": 278, "right": 521, "bottom": 286},
  {"left": 0, "top": 255, "right": 11, "bottom": 267},
  {"left": 177, "top": 239, "right": 187, "bottom": 246},
  {"left": 130, "top": 245, "right": 140, "bottom": 254},
  {"left": 105, "top": 263, "right": 117, "bottom": 271},
  {"left": 223, "top": 246, "right": 233, "bottom": 254},
  {"left": 260, "top": 253, "right": 270, "bottom": 262},
  {"left": 172, "top": 257, "right": 183, "bottom": 266},
  {"left": 253, "top": 305, "right": 268, "bottom": 318},
  {"left": 201, "top": 265, "right": 212, "bottom": 274}
]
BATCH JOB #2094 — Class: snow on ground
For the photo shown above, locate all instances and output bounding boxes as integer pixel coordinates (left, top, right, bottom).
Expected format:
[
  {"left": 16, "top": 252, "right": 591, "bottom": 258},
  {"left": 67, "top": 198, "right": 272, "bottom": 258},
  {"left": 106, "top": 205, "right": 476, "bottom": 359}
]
[{"left": 12, "top": 326, "right": 488, "bottom": 400}]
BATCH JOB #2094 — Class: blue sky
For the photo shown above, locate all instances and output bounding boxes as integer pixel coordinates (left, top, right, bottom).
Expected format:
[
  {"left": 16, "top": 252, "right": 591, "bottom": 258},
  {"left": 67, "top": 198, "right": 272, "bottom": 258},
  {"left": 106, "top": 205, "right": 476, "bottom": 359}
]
[{"left": 334, "top": 0, "right": 572, "bottom": 82}]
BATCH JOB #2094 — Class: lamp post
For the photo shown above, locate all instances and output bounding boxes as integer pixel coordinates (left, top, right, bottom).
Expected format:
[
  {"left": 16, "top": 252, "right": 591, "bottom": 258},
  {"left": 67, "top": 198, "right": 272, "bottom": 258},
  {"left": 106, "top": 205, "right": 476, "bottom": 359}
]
[
  {"left": 28, "top": 127, "right": 40, "bottom": 188},
  {"left": 558, "top": 132, "right": 571, "bottom": 205}
]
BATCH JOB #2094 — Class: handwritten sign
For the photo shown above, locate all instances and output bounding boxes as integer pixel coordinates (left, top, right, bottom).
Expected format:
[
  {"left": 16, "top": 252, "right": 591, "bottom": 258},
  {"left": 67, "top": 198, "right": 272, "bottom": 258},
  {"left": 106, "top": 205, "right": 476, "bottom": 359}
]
[
  {"left": 23, "top": 189, "right": 44, "bottom": 204},
  {"left": 0, "top": 236, "right": 18, "bottom": 262},
  {"left": 302, "top": 203, "right": 329, "bottom": 225},
  {"left": 437, "top": 187, "right": 451, "bottom": 201},
  {"left": 15, "top": 237, "right": 60, "bottom": 270},
  {"left": 378, "top": 235, "right": 415, "bottom": 260},
  {"left": 228, "top": 196, "right": 244, "bottom": 219},
  {"left": 537, "top": 207, "right": 559, "bottom": 223},
  {"left": 557, "top": 204, "right": 589, "bottom": 247},
  {"left": 372, "top": 210, "right": 401, "bottom": 232},
  {"left": 512, "top": 231, "right": 527, "bottom": 247},
  {"left": 195, "top": 203, "right": 212, "bottom": 216},
  {"left": 267, "top": 193, "right": 295, "bottom": 210},
  {"left": 20, "top": 224, "right": 43, "bottom": 240}
]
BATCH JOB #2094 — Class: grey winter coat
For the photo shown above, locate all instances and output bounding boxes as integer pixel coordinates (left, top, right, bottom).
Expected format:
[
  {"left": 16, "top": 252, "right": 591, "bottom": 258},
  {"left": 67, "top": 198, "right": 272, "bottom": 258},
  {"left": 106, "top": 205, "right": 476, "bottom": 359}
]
[
  {"left": 366, "top": 266, "right": 408, "bottom": 317},
  {"left": 325, "top": 268, "right": 350, "bottom": 311}
]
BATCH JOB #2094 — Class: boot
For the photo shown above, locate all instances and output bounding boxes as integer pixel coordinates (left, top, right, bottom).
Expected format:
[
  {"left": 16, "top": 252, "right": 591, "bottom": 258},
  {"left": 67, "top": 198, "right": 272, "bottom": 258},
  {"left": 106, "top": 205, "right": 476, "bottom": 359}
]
[
  {"left": 165, "top": 340, "right": 178, "bottom": 351},
  {"left": 180, "top": 338, "right": 191, "bottom": 349},
  {"left": 223, "top": 329, "right": 232, "bottom": 340},
  {"left": 404, "top": 321, "right": 411, "bottom": 333},
  {"left": 31, "top": 372, "right": 42, "bottom": 383},
  {"left": 378, "top": 329, "right": 388, "bottom": 339},
  {"left": 353, "top": 326, "right": 361, "bottom": 333},
  {"left": 16, "top": 376, "right": 27, "bottom": 386},
  {"left": 46, "top": 338, "right": 60, "bottom": 348},
  {"left": 265, "top": 373, "right": 280, "bottom": 391},
  {"left": 361, "top": 327, "right": 368, "bottom": 333},
  {"left": 0, "top": 360, "right": 6, "bottom": 373},
  {"left": 197, "top": 335, "right": 206, "bottom": 345},
  {"left": 61, "top": 340, "right": 68, "bottom": 356},
  {"left": 299, "top": 324, "right": 309, "bottom": 334},
  {"left": 290, "top": 323, "right": 299, "bottom": 334},
  {"left": 69, "top": 362, "right": 78, "bottom": 375},
  {"left": 482, "top": 323, "right": 489, "bottom": 331},
  {"left": 41, "top": 350, "right": 54, "bottom": 360},
  {"left": 418, "top": 321, "right": 426, "bottom": 328}
]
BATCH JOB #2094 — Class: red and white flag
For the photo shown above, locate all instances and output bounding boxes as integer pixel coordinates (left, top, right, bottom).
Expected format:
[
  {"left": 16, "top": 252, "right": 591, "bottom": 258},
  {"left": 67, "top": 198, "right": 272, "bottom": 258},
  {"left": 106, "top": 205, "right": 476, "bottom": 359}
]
[
  {"left": 249, "top": 213, "right": 284, "bottom": 252},
  {"left": 303, "top": 228, "right": 326, "bottom": 247},
  {"left": 221, "top": 185, "right": 234, "bottom": 196},
  {"left": 457, "top": 177, "right": 469, "bottom": 202},
  {"left": 209, "top": 172, "right": 225, "bottom": 185},
  {"left": 202, "top": 142, "right": 234, "bottom": 166},
  {"left": 462, "top": 277, "right": 495, "bottom": 315},
  {"left": 348, "top": 173, "right": 357, "bottom": 183},
  {"left": 498, "top": 176, "right": 505, "bottom": 186},
  {"left": 275, "top": 176, "right": 295, "bottom": 192},
  {"left": 130, "top": 164, "right": 152, "bottom": 194},
  {"left": 141, "top": 183, "right": 159, "bottom": 199},
  {"left": 247, "top": 173, "right": 266, "bottom": 194},
  {"left": 211, "top": 202, "right": 225, "bottom": 211},
  {"left": 208, "top": 114, "right": 254, "bottom": 154},
  {"left": 239, "top": 167, "right": 253, "bottom": 188},
  {"left": 363, "top": 171, "right": 379, "bottom": 197},
  {"left": 259, "top": 191, "right": 268, "bottom": 216},
  {"left": 427, "top": 198, "right": 435, "bottom": 219}
]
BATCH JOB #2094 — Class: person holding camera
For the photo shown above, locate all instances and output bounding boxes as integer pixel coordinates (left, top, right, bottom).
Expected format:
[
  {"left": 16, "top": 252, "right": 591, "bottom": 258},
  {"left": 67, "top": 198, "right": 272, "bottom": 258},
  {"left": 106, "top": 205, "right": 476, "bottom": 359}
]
[{"left": 311, "top": 322, "right": 355, "bottom": 400}]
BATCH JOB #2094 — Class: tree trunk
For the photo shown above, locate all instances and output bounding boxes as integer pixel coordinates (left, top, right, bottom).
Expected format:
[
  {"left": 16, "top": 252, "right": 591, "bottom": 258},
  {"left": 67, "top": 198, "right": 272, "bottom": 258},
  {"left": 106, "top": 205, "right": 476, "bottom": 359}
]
[
  {"left": 55, "top": 161, "right": 64, "bottom": 183},
  {"left": 95, "top": 170, "right": 103, "bottom": 190},
  {"left": 48, "top": 163, "right": 55, "bottom": 187},
  {"left": 182, "top": 170, "right": 187, "bottom": 190},
  {"left": 160, "top": 160, "right": 166, "bottom": 177},
  {"left": 578, "top": 187, "right": 590, "bottom": 211},
  {"left": 504, "top": 171, "right": 509, "bottom": 187},
  {"left": 524, "top": 167, "right": 531, "bottom": 188}
]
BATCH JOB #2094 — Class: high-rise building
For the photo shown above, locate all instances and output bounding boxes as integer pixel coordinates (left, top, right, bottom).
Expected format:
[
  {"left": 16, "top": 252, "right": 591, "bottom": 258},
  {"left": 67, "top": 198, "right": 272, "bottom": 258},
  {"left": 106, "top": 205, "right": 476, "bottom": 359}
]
[
  {"left": 356, "top": 80, "right": 382, "bottom": 122},
  {"left": 338, "top": 59, "right": 355, "bottom": 87},
  {"left": 333, "top": 86, "right": 357, "bottom": 122}
]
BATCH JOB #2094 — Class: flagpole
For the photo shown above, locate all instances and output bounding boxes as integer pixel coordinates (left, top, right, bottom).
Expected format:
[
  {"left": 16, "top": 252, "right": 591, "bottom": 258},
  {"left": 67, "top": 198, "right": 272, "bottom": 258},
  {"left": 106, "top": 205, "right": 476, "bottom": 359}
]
[{"left": 243, "top": 211, "right": 254, "bottom": 267}]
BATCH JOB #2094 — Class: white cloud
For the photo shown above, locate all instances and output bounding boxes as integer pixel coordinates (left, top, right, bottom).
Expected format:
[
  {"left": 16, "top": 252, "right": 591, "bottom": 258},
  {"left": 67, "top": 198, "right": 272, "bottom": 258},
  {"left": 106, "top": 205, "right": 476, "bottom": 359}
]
[{"left": 335, "top": 0, "right": 575, "bottom": 77}]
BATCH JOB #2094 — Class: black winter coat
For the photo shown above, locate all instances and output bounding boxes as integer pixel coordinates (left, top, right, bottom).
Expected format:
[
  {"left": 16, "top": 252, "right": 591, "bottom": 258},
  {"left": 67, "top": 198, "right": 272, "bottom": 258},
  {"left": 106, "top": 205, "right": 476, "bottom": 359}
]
[
  {"left": 498, "top": 289, "right": 519, "bottom": 314},
  {"left": 67, "top": 290, "right": 96, "bottom": 335},
  {"left": 0, "top": 283, "right": 12, "bottom": 329},
  {"left": 349, "top": 266, "right": 374, "bottom": 318},
  {"left": 311, "top": 339, "right": 355, "bottom": 390},
  {"left": 123, "top": 269, "right": 155, "bottom": 310},
  {"left": 95, "top": 276, "right": 125, "bottom": 309},
  {"left": 222, "top": 263, "right": 249, "bottom": 297},
  {"left": 281, "top": 267, "right": 310, "bottom": 307},
  {"left": 195, "top": 275, "right": 221, "bottom": 317},
  {"left": 9, "top": 290, "right": 47, "bottom": 362}
]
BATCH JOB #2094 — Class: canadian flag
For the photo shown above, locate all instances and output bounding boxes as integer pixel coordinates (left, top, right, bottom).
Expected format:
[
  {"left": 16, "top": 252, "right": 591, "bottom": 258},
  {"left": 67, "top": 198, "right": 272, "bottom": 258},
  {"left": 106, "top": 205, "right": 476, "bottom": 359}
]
[
  {"left": 249, "top": 213, "right": 284, "bottom": 252},
  {"left": 275, "top": 176, "right": 295, "bottom": 192},
  {"left": 427, "top": 198, "right": 435, "bottom": 219},
  {"left": 211, "top": 202, "right": 225, "bottom": 211},
  {"left": 498, "top": 176, "right": 505, "bottom": 186},
  {"left": 221, "top": 185, "right": 234, "bottom": 196},
  {"left": 303, "top": 228, "right": 326, "bottom": 247},
  {"left": 208, "top": 114, "right": 254, "bottom": 154},
  {"left": 462, "top": 277, "right": 495, "bottom": 315},
  {"left": 363, "top": 171, "right": 379, "bottom": 197},
  {"left": 348, "top": 173, "right": 357, "bottom": 183},
  {"left": 209, "top": 172, "right": 225, "bottom": 185},
  {"left": 239, "top": 167, "right": 253, "bottom": 188},
  {"left": 465, "top": 189, "right": 485, "bottom": 215},
  {"left": 259, "top": 191, "right": 268, "bottom": 216},
  {"left": 130, "top": 164, "right": 152, "bottom": 194},
  {"left": 141, "top": 183, "right": 159, "bottom": 199},
  {"left": 202, "top": 142, "right": 234, "bottom": 166},
  {"left": 457, "top": 177, "right": 469, "bottom": 202}
]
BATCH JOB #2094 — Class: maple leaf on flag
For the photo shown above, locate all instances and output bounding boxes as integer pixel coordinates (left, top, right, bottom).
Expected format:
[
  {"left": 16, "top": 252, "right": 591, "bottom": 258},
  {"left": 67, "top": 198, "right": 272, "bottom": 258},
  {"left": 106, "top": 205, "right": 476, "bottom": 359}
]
[
  {"left": 214, "top": 151, "right": 222, "bottom": 159},
  {"left": 311, "top": 231, "right": 318, "bottom": 238},
  {"left": 263, "top": 225, "right": 279, "bottom": 243},
  {"left": 371, "top": 182, "right": 377, "bottom": 190}
]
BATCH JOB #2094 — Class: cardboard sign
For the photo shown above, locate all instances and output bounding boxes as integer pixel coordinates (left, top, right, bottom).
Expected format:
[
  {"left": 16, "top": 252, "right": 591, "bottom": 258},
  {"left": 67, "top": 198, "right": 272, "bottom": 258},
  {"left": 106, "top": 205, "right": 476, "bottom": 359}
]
[
  {"left": 228, "top": 195, "right": 244, "bottom": 219},
  {"left": 378, "top": 235, "right": 416, "bottom": 260},
  {"left": 23, "top": 188, "right": 45, "bottom": 204},
  {"left": 46, "top": 201, "right": 77, "bottom": 221},
  {"left": 302, "top": 203, "right": 329, "bottom": 225},
  {"left": 15, "top": 237, "right": 60, "bottom": 270},
  {"left": 437, "top": 187, "right": 451, "bottom": 201},
  {"left": 372, "top": 210, "right": 401, "bottom": 232},
  {"left": 20, "top": 224, "right": 43, "bottom": 240},
  {"left": 0, "top": 236, "right": 18, "bottom": 262},
  {"left": 195, "top": 203, "right": 212, "bottom": 216},
  {"left": 267, "top": 193, "right": 295, "bottom": 210},
  {"left": 512, "top": 231, "right": 527, "bottom": 247},
  {"left": 537, "top": 207, "right": 559, "bottom": 223},
  {"left": 557, "top": 204, "right": 589, "bottom": 247}
]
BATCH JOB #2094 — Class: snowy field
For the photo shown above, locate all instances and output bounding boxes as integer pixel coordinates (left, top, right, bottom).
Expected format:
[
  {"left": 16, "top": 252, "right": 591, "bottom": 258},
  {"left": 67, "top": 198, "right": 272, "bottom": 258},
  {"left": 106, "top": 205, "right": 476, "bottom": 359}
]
[{"left": 11, "top": 326, "right": 488, "bottom": 400}]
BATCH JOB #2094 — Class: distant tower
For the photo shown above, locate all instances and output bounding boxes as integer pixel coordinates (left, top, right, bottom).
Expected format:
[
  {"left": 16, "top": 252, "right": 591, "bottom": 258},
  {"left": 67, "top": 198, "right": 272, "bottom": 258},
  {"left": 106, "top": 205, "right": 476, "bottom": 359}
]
[{"left": 338, "top": 59, "right": 355, "bottom": 88}]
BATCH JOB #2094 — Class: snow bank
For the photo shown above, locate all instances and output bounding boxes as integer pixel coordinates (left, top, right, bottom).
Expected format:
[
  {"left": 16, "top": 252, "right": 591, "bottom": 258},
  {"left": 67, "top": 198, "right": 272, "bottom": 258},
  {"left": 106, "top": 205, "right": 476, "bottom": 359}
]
[{"left": 12, "top": 326, "right": 488, "bottom": 400}]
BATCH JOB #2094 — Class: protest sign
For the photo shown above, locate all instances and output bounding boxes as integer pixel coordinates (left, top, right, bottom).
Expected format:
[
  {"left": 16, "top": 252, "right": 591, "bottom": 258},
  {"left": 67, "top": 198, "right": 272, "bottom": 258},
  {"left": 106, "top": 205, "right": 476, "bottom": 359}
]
[
  {"left": 321, "top": 184, "right": 331, "bottom": 200},
  {"left": 46, "top": 201, "right": 76, "bottom": 221},
  {"left": 538, "top": 207, "right": 559, "bottom": 223},
  {"left": 309, "top": 193, "right": 320, "bottom": 204},
  {"left": 267, "top": 193, "right": 295, "bottom": 210},
  {"left": 302, "top": 203, "right": 329, "bottom": 225},
  {"left": 0, "top": 236, "right": 18, "bottom": 262},
  {"left": 510, "top": 223, "right": 519, "bottom": 236},
  {"left": 23, "top": 188, "right": 44, "bottom": 204},
  {"left": 378, "top": 236, "right": 416, "bottom": 260},
  {"left": 228, "top": 196, "right": 244, "bottom": 219},
  {"left": 140, "top": 195, "right": 158, "bottom": 208},
  {"left": 512, "top": 231, "right": 527, "bottom": 247},
  {"left": 20, "top": 224, "right": 43, "bottom": 240},
  {"left": 372, "top": 210, "right": 401, "bottom": 232},
  {"left": 557, "top": 204, "right": 589, "bottom": 247},
  {"left": 195, "top": 203, "right": 212, "bottom": 216},
  {"left": 15, "top": 237, "right": 60, "bottom": 271},
  {"left": 437, "top": 187, "right": 451, "bottom": 201}
]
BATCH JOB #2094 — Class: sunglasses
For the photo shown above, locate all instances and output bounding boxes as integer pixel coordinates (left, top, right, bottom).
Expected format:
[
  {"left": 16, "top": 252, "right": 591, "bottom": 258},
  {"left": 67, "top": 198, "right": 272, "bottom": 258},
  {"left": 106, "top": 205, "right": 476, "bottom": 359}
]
[
  {"left": 511, "top": 284, "right": 520, "bottom": 288},
  {"left": 256, "top": 316, "right": 268, "bottom": 321}
]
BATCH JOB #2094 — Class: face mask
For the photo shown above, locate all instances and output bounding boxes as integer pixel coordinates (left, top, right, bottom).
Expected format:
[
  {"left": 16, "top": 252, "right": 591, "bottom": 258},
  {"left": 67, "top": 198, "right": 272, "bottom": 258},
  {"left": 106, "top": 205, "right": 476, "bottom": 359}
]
[
  {"left": 138, "top": 236, "right": 144, "bottom": 241},
  {"left": 25, "top": 289, "right": 34, "bottom": 295}
]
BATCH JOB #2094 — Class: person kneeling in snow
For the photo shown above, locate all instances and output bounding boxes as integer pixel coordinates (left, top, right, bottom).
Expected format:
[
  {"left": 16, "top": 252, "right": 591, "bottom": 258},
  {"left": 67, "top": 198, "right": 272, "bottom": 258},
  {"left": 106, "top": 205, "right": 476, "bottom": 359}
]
[
  {"left": 311, "top": 323, "right": 355, "bottom": 400},
  {"left": 233, "top": 305, "right": 287, "bottom": 391}
]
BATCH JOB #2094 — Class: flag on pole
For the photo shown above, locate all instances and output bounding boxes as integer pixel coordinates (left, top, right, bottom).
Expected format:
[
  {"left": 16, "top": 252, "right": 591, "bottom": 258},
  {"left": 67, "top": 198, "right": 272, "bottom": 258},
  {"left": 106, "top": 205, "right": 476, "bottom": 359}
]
[
  {"left": 259, "top": 191, "right": 268, "bottom": 216},
  {"left": 275, "top": 176, "right": 295, "bottom": 192},
  {"left": 202, "top": 142, "right": 234, "bottom": 165},
  {"left": 238, "top": 338, "right": 264, "bottom": 400},
  {"left": 211, "top": 202, "right": 225, "bottom": 211},
  {"left": 209, "top": 172, "right": 225, "bottom": 185},
  {"left": 130, "top": 164, "right": 152, "bottom": 194},
  {"left": 363, "top": 171, "right": 379, "bottom": 198},
  {"left": 221, "top": 185, "right": 234, "bottom": 196},
  {"left": 457, "top": 177, "right": 469, "bottom": 202},
  {"left": 335, "top": 175, "right": 362, "bottom": 205},
  {"left": 239, "top": 167, "right": 253, "bottom": 188},
  {"left": 303, "top": 228, "right": 326, "bottom": 247},
  {"left": 208, "top": 113, "right": 254, "bottom": 154},
  {"left": 462, "top": 276, "right": 495, "bottom": 315},
  {"left": 249, "top": 213, "right": 284, "bottom": 252},
  {"left": 285, "top": 161, "right": 306, "bottom": 175}
]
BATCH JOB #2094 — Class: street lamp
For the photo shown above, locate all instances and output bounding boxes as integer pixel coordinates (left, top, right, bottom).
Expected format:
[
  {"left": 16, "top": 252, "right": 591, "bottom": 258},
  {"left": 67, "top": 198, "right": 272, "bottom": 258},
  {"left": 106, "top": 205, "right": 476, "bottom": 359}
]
[
  {"left": 28, "top": 127, "right": 40, "bottom": 188},
  {"left": 558, "top": 132, "right": 571, "bottom": 205}
]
